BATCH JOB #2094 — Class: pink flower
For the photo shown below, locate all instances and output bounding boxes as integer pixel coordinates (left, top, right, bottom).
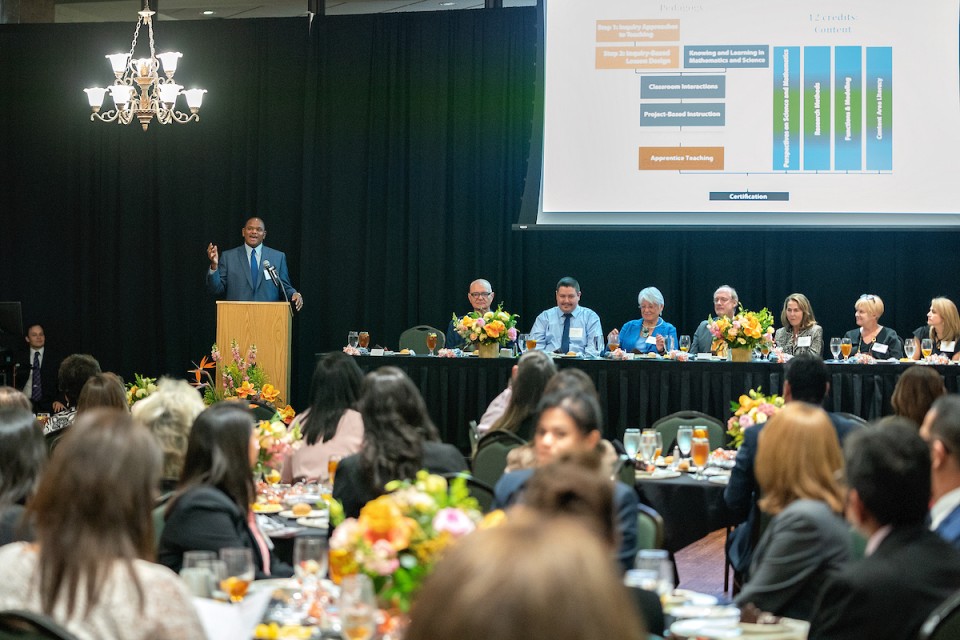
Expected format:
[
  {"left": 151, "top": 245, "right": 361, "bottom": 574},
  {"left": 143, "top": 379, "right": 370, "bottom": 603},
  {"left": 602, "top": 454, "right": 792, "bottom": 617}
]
[
  {"left": 366, "top": 539, "right": 400, "bottom": 575},
  {"left": 432, "top": 508, "right": 475, "bottom": 538},
  {"left": 330, "top": 518, "right": 362, "bottom": 549},
  {"left": 475, "top": 319, "right": 486, "bottom": 328},
  {"left": 739, "top": 414, "right": 753, "bottom": 429},
  {"left": 758, "top": 403, "right": 776, "bottom": 416},
  {"left": 507, "top": 327, "right": 518, "bottom": 341}
]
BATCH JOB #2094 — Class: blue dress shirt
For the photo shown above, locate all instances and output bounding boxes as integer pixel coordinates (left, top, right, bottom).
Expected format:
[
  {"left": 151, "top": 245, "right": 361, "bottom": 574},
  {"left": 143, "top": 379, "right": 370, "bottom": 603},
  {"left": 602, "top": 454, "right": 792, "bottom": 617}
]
[
  {"left": 529, "top": 306, "right": 603, "bottom": 357},
  {"left": 617, "top": 318, "right": 678, "bottom": 353}
]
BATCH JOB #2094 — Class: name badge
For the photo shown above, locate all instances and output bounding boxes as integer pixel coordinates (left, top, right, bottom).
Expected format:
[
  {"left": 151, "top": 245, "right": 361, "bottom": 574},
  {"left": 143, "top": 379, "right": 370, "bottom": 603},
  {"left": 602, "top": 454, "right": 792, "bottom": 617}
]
[
  {"left": 872, "top": 343, "right": 889, "bottom": 354},
  {"left": 569, "top": 327, "right": 584, "bottom": 339},
  {"left": 797, "top": 336, "right": 812, "bottom": 347},
  {"left": 645, "top": 336, "right": 659, "bottom": 345},
  {"left": 941, "top": 341, "right": 956, "bottom": 353}
]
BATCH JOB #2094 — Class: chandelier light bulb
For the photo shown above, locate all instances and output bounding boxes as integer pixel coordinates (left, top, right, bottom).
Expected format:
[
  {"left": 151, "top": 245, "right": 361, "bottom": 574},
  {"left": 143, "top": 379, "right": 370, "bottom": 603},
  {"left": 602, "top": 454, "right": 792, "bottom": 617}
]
[
  {"left": 156, "top": 51, "right": 182, "bottom": 77},
  {"left": 158, "top": 82, "right": 182, "bottom": 105},
  {"left": 84, "top": 87, "right": 108, "bottom": 110},
  {"left": 183, "top": 88, "right": 207, "bottom": 111},
  {"left": 106, "top": 53, "right": 130, "bottom": 76},
  {"left": 108, "top": 84, "right": 135, "bottom": 108}
]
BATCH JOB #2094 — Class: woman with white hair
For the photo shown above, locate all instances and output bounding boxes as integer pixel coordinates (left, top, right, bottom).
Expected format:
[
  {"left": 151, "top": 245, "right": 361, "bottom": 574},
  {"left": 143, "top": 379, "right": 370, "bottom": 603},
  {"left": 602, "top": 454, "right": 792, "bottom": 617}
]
[{"left": 607, "top": 287, "right": 677, "bottom": 354}]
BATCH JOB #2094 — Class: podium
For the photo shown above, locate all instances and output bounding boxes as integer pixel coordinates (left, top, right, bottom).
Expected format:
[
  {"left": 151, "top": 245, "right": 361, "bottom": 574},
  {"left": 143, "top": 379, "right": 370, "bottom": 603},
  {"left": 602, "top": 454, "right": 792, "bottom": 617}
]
[{"left": 216, "top": 301, "right": 292, "bottom": 405}]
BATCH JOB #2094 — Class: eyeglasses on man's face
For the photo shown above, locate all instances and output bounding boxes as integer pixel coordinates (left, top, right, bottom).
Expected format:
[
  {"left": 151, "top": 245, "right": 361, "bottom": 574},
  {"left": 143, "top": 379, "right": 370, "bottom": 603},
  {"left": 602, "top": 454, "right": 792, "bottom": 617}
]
[{"left": 469, "top": 291, "right": 492, "bottom": 299}]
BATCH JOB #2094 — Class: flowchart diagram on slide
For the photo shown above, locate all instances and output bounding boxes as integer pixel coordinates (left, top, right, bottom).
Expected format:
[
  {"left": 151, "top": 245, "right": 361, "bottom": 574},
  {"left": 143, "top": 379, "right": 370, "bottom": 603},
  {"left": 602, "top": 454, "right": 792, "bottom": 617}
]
[{"left": 594, "top": 18, "right": 892, "bottom": 175}]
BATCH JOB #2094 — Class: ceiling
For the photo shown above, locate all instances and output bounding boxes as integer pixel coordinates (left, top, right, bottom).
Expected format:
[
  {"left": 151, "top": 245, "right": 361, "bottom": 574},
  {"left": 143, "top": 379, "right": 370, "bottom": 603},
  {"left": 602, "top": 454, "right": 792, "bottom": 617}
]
[{"left": 54, "top": 0, "right": 536, "bottom": 21}]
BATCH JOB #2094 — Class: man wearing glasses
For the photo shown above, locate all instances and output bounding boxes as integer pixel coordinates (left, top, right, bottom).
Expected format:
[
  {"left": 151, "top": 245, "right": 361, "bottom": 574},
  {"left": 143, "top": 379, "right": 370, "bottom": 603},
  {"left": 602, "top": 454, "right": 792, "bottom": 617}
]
[
  {"left": 690, "top": 285, "right": 739, "bottom": 356},
  {"left": 445, "top": 279, "right": 496, "bottom": 350}
]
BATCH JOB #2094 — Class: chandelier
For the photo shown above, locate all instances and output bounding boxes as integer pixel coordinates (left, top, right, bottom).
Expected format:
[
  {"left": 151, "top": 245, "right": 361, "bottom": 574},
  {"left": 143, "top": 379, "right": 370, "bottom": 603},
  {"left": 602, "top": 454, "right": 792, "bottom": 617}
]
[{"left": 83, "top": 1, "right": 206, "bottom": 131}]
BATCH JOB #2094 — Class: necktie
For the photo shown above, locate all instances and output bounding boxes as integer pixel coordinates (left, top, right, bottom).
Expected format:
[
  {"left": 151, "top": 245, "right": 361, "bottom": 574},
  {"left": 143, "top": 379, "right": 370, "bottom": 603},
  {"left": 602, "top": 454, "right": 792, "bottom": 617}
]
[
  {"left": 250, "top": 248, "right": 259, "bottom": 288},
  {"left": 32, "top": 352, "right": 42, "bottom": 402},
  {"left": 560, "top": 313, "right": 572, "bottom": 353}
]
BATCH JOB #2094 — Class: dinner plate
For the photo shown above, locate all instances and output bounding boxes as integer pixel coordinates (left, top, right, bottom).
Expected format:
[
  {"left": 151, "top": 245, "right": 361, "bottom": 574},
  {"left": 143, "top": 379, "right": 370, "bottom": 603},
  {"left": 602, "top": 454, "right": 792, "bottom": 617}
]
[
  {"left": 252, "top": 503, "right": 283, "bottom": 514},
  {"left": 279, "top": 509, "right": 327, "bottom": 519},
  {"left": 296, "top": 516, "right": 329, "bottom": 529},
  {"left": 670, "top": 619, "right": 742, "bottom": 638},
  {"left": 739, "top": 622, "right": 792, "bottom": 635},
  {"left": 671, "top": 605, "right": 740, "bottom": 620},
  {"left": 672, "top": 590, "right": 719, "bottom": 606},
  {"left": 248, "top": 578, "right": 296, "bottom": 594},
  {"left": 637, "top": 469, "right": 681, "bottom": 480},
  {"left": 708, "top": 475, "right": 731, "bottom": 486}
]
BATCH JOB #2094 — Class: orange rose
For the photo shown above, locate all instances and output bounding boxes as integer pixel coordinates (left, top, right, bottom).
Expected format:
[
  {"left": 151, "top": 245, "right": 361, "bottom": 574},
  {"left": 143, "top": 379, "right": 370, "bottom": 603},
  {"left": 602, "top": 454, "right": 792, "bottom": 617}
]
[
  {"left": 236, "top": 381, "right": 256, "bottom": 398},
  {"left": 260, "top": 383, "right": 280, "bottom": 403},
  {"left": 359, "top": 497, "right": 415, "bottom": 550}
]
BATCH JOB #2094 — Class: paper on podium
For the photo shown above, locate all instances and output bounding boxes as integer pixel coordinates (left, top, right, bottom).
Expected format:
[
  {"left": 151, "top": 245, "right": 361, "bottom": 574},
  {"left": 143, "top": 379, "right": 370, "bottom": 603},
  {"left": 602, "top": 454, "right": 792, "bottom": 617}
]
[{"left": 192, "top": 587, "right": 274, "bottom": 640}]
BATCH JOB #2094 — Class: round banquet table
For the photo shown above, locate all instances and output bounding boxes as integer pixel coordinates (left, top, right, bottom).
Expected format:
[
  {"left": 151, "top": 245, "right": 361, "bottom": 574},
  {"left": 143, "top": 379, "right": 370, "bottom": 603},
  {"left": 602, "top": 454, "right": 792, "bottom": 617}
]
[{"left": 634, "top": 472, "right": 730, "bottom": 553}]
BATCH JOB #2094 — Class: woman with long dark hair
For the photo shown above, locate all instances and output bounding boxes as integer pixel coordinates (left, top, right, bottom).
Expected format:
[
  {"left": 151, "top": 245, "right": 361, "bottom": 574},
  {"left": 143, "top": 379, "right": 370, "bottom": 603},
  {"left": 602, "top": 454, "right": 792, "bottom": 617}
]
[
  {"left": 487, "top": 350, "right": 556, "bottom": 440},
  {"left": 281, "top": 352, "right": 364, "bottom": 483},
  {"left": 0, "top": 407, "right": 47, "bottom": 545},
  {"left": 0, "top": 409, "right": 205, "bottom": 639},
  {"left": 333, "top": 367, "right": 467, "bottom": 517},
  {"left": 158, "top": 402, "right": 292, "bottom": 578}
]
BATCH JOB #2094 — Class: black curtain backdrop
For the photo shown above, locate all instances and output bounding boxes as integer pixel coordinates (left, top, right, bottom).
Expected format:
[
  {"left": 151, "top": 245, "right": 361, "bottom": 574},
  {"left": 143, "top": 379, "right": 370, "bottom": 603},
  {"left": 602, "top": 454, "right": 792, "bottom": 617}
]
[{"left": 2, "top": 9, "right": 958, "bottom": 414}]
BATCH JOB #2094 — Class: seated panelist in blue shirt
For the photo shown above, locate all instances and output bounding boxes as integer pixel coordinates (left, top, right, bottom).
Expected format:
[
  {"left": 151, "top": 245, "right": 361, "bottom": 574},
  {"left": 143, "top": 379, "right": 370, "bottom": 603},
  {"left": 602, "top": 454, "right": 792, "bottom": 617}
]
[
  {"left": 529, "top": 277, "right": 604, "bottom": 357},
  {"left": 607, "top": 287, "right": 678, "bottom": 355}
]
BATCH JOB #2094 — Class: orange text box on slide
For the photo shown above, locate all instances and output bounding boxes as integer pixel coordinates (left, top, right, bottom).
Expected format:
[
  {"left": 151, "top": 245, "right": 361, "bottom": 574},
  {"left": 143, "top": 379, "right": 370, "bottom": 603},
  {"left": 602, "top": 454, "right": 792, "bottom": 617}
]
[
  {"left": 596, "top": 46, "right": 679, "bottom": 69},
  {"left": 639, "top": 147, "right": 725, "bottom": 170},
  {"left": 596, "top": 20, "right": 681, "bottom": 43}
]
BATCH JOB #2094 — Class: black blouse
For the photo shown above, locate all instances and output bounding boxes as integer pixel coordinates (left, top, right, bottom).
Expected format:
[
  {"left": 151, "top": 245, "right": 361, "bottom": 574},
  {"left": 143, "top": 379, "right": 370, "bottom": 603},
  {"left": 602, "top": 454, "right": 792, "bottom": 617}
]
[{"left": 843, "top": 326, "right": 903, "bottom": 360}]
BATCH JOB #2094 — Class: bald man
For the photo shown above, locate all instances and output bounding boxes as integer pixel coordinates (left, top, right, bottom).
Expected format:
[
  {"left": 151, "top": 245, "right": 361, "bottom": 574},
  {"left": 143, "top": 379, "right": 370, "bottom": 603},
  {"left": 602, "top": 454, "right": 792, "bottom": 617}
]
[{"left": 446, "top": 279, "right": 496, "bottom": 350}]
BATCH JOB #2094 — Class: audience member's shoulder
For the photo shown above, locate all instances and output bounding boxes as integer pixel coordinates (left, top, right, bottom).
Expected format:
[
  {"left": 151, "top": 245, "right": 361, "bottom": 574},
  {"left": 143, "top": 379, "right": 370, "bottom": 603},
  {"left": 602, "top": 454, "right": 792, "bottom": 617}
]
[{"left": 173, "top": 485, "right": 236, "bottom": 510}]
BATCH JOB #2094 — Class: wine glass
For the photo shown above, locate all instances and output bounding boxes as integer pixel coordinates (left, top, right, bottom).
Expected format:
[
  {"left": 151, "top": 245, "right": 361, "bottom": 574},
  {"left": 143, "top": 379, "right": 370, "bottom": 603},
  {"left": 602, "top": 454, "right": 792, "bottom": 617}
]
[
  {"left": 179, "top": 550, "right": 219, "bottom": 598},
  {"left": 904, "top": 337, "right": 917, "bottom": 359},
  {"left": 339, "top": 574, "right": 377, "bottom": 640},
  {"left": 652, "top": 431, "right": 664, "bottom": 461},
  {"left": 922, "top": 339, "right": 934, "bottom": 359},
  {"left": 691, "top": 436, "right": 710, "bottom": 480},
  {"left": 829, "top": 337, "right": 841, "bottom": 360},
  {"left": 294, "top": 536, "right": 328, "bottom": 589},
  {"left": 219, "top": 547, "right": 255, "bottom": 603},
  {"left": 679, "top": 335, "right": 691, "bottom": 353},
  {"left": 639, "top": 431, "right": 657, "bottom": 467},
  {"left": 840, "top": 337, "right": 852, "bottom": 360},
  {"left": 676, "top": 426, "right": 693, "bottom": 458},
  {"left": 634, "top": 549, "right": 675, "bottom": 596},
  {"left": 517, "top": 334, "right": 528, "bottom": 354},
  {"left": 426, "top": 332, "right": 438, "bottom": 356},
  {"left": 358, "top": 331, "right": 370, "bottom": 349},
  {"left": 347, "top": 331, "right": 359, "bottom": 349},
  {"left": 623, "top": 428, "right": 641, "bottom": 462}
]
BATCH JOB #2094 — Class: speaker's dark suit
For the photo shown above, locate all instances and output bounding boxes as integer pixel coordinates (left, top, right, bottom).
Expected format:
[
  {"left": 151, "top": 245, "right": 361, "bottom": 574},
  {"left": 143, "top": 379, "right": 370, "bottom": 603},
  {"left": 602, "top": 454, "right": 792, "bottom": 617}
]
[
  {"left": 16, "top": 348, "right": 60, "bottom": 413},
  {"left": 809, "top": 525, "right": 960, "bottom": 640},
  {"left": 206, "top": 244, "right": 297, "bottom": 302}
]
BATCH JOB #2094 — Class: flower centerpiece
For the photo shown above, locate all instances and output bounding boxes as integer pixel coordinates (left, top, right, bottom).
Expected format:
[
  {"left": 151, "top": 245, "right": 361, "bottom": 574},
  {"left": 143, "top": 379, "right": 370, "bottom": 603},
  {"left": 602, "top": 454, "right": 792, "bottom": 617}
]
[
  {"left": 727, "top": 387, "right": 784, "bottom": 448},
  {"left": 125, "top": 373, "right": 158, "bottom": 407},
  {"left": 328, "top": 471, "right": 485, "bottom": 612},
  {"left": 451, "top": 304, "right": 519, "bottom": 358},
  {"left": 189, "top": 340, "right": 289, "bottom": 408},
  {"left": 708, "top": 306, "right": 775, "bottom": 361},
  {"left": 253, "top": 409, "right": 301, "bottom": 478}
]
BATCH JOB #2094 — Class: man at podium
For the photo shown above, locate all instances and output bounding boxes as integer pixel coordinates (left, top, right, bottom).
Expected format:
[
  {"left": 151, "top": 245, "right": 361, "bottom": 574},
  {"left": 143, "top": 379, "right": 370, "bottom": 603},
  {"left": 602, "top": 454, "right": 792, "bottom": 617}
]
[{"left": 206, "top": 217, "right": 303, "bottom": 311}]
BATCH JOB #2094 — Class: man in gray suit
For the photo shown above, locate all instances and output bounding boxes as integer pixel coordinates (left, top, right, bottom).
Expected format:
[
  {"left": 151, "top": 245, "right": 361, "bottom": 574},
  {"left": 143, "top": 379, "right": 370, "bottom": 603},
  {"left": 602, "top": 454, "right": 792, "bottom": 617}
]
[{"left": 206, "top": 217, "right": 303, "bottom": 311}]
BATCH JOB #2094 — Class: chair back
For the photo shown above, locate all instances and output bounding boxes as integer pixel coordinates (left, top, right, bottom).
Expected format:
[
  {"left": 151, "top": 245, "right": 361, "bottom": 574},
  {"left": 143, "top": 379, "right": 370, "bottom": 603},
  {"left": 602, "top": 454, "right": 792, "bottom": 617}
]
[
  {"left": 920, "top": 588, "right": 960, "bottom": 640},
  {"left": 468, "top": 420, "right": 480, "bottom": 459},
  {"left": 835, "top": 411, "right": 868, "bottom": 426},
  {"left": 152, "top": 492, "right": 172, "bottom": 550},
  {"left": 440, "top": 472, "right": 496, "bottom": 513},
  {"left": 651, "top": 411, "right": 726, "bottom": 451},
  {"left": 0, "top": 610, "right": 79, "bottom": 640},
  {"left": 398, "top": 325, "right": 446, "bottom": 354},
  {"left": 472, "top": 430, "right": 526, "bottom": 488},
  {"left": 636, "top": 503, "right": 665, "bottom": 550}
]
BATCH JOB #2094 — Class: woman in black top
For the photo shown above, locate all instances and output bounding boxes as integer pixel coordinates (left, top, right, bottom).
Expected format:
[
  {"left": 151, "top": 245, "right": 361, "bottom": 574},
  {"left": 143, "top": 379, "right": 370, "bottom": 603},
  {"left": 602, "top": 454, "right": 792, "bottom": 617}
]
[
  {"left": 910, "top": 297, "right": 960, "bottom": 362},
  {"left": 842, "top": 294, "right": 902, "bottom": 360}
]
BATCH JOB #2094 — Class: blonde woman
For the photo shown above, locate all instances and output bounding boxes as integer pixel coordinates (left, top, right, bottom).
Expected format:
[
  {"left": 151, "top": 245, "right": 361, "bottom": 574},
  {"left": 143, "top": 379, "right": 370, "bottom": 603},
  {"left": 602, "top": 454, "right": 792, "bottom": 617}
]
[
  {"left": 911, "top": 297, "right": 960, "bottom": 361},
  {"left": 773, "top": 293, "right": 823, "bottom": 357},
  {"left": 734, "top": 402, "right": 850, "bottom": 620},
  {"left": 842, "top": 294, "right": 903, "bottom": 359}
]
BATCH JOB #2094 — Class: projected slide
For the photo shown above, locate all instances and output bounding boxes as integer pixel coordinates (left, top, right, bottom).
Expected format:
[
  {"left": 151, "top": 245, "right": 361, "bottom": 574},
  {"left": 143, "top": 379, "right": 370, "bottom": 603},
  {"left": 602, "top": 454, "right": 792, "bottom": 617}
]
[{"left": 536, "top": 0, "right": 960, "bottom": 226}]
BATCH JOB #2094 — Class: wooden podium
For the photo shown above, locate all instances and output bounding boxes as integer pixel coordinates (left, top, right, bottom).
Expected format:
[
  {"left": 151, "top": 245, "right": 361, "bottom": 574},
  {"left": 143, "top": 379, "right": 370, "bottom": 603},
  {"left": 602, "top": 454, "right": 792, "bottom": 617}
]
[{"left": 216, "top": 301, "right": 292, "bottom": 404}]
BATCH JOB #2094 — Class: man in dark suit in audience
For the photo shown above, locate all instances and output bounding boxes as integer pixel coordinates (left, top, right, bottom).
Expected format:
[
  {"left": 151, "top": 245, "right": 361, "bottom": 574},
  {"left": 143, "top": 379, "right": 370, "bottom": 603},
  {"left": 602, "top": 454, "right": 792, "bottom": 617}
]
[
  {"left": 16, "top": 323, "right": 62, "bottom": 414},
  {"left": 921, "top": 395, "right": 960, "bottom": 549},
  {"left": 445, "top": 279, "right": 495, "bottom": 350},
  {"left": 809, "top": 420, "right": 960, "bottom": 640},
  {"left": 725, "top": 355, "right": 861, "bottom": 577}
]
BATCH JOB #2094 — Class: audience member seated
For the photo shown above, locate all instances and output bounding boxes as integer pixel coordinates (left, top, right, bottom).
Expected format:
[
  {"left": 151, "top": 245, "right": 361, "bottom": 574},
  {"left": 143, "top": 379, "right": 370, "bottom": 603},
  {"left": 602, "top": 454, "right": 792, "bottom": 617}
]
[
  {"left": 921, "top": 395, "right": 960, "bottom": 550},
  {"left": 529, "top": 277, "right": 604, "bottom": 357},
  {"left": 130, "top": 377, "right": 206, "bottom": 494},
  {"left": 910, "top": 296, "right": 960, "bottom": 361},
  {"left": 0, "top": 385, "right": 31, "bottom": 410},
  {"left": 734, "top": 403, "right": 849, "bottom": 620},
  {"left": 0, "top": 409, "right": 205, "bottom": 640},
  {"left": 76, "top": 372, "right": 128, "bottom": 414},
  {"left": 0, "top": 407, "right": 46, "bottom": 545},
  {"left": 43, "top": 354, "right": 101, "bottom": 444},
  {"left": 773, "top": 293, "right": 823, "bottom": 357},
  {"left": 282, "top": 353, "right": 364, "bottom": 484},
  {"left": 405, "top": 514, "right": 646, "bottom": 640},
  {"left": 493, "top": 389, "right": 638, "bottom": 572},
  {"left": 691, "top": 285, "right": 739, "bottom": 355},
  {"left": 809, "top": 419, "right": 960, "bottom": 640},
  {"left": 485, "top": 350, "right": 556, "bottom": 440},
  {"left": 608, "top": 286, "right": 678, "bottom": 355},
  {"left": 333, "top": 367, "right": 467, "bottom": 518},
  {"left": 891, "top": 365, "right": 946, "bottom": 428},
  {"left": 842, "top": 294, "right": 903, "bottom": 360},
  {"left": 158, "top": 403, "right": 293, "bottom": 579},
  {"left": 725, "top": 355, "right": 861, "bottom": 577}
]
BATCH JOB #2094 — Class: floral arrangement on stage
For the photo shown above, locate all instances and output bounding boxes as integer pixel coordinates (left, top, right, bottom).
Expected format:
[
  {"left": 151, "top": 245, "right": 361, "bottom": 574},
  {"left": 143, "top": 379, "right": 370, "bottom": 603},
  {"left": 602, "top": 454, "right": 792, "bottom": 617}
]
[
  {"left": 189, "top": 340, "right": 288, "bottom": 407},
  {"left": 328, "top": 471, "right": 486, "bottom": 612},
  {"left": 727, "top": 387, "right": 784, "bottom": 448},
  {"left": 125, "top": 373, "right": 158, "bottom": 407},
  {"left": 708, "top": 306, "right": 775, "bottom": 355},
  {"left": 451, "top": 304, "right": 519, "bottom": 347},
  {"left": 253, "top": 410, "right": 301, "bottom": 477}
]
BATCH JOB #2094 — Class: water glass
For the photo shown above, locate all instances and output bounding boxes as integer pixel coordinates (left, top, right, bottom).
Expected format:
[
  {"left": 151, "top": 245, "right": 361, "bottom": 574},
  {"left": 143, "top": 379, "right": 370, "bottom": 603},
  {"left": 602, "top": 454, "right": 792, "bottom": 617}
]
[
  {"left": 294, "top": 536, "right": 328, "bottom": 586},
  {"left": 219, "top": 547, "right": 255, "bottom": 602},
  {"left": 904, "top": 338, "right": 917, "bottom": 359},
  {"left": 639, "top": 431, "right": 657, "bottom": 465},
  {"left": 634, "top": 549, "right": 674, "bottom": 596},
  {"left": 676, "top": 426, "right": 693, "bottom": 457},
  {"left": 623, "top": 428, "right": 641, "bottom": 460},
  {"left": 347, "top": 331, "right": 360, "bottom": 349},
  {"left": 679, "top": 335, "right": 691, "bottom": 352},
  {"left": 339, "top": 574, "right": 377, "bottom": 640},
  {"left": 829, "top": 337, "right": 841, "bottom": 360},
  {"left": 517, "top": 334, "right": 528, "bottom": 354}
]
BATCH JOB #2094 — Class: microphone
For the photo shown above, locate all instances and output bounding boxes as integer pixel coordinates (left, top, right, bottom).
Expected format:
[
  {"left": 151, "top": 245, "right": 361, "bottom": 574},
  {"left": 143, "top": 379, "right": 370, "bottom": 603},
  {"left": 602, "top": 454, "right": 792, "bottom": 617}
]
[{"left": 261, "top": 260, "right": 290, "bottom": 306}]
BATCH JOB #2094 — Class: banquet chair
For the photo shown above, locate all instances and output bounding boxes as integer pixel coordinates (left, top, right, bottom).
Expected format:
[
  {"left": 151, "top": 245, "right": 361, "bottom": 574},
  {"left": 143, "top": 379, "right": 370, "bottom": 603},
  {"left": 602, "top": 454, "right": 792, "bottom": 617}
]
[
  {"left": 0, "top": 610, "right": 79, "bottom": 640},
  {"left": 651, "top": 411, "right": 726, "bottom": 452},
  {"left": 441, "top": 471, "right": 496, "bottom": 513},
  {"left": 398, "top": 325, "right": 446, "bottom": 354},
  {"left": 636, "top": 503, "right": 665, "bottom": 550},
  {"left": 919, "top": 587, "right": 960, "bottom": 639},
  {"left": 472, "top": 430, "right": 526, "bottom": 489},
  {"left": 835, "top": 411, "right": 868, "bottom": 426},
  {"left": 468, "top": 420, "right": 480, "bottom": 459}
]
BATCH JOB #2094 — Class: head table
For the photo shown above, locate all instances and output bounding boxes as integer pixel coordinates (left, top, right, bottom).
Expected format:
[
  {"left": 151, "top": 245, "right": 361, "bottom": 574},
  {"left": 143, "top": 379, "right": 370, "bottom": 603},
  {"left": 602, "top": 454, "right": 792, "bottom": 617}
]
[{"left": 337, "top": 354, "right": 958, "bottom": 451}]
